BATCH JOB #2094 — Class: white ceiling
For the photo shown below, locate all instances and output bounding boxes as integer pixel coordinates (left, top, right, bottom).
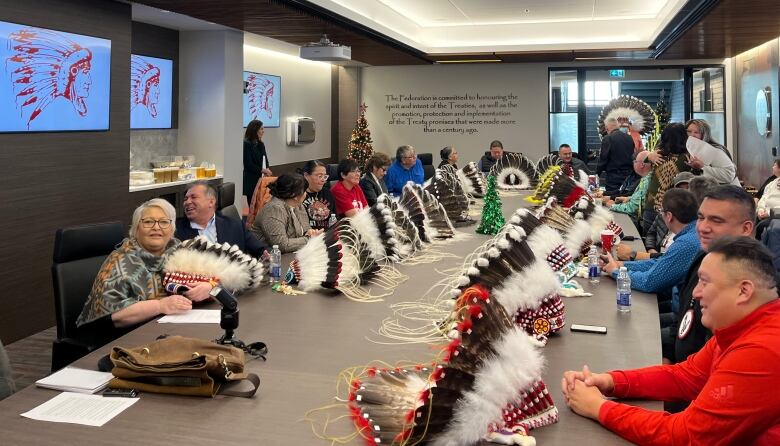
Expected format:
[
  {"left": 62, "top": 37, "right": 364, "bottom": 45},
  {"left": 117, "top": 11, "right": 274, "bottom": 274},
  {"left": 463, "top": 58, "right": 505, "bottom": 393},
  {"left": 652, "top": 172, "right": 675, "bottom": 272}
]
[{"left": 307, "top": 0, "right": 688, "bottom": 54}]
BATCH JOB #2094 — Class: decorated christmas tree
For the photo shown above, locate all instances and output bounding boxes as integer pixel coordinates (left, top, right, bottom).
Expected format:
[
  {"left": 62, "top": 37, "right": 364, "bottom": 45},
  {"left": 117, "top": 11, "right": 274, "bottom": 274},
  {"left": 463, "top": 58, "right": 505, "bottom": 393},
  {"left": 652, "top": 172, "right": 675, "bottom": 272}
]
[
  {"left": 655, "top": 90, "right": 670, "bottom": 132},
  {"left": 476, "top": 175, "right": 505, "bottom": 235},
  {"left": 347, "top": 103, "right": 374, "bottom": 171}
]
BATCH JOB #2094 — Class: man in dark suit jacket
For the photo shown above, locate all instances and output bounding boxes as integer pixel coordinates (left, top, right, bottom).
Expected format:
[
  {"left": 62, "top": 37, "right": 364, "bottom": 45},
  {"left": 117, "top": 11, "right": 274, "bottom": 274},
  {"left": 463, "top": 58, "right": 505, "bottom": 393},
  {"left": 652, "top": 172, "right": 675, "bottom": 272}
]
[
  {"left": 176, "top": 181, "right": 267, "bottom": 258},
  {"left": 360, "top": 152, "right": 391, "bottom": 206},
  {"left": 597, "top": 118, "right": 635, "bottom": 191}
]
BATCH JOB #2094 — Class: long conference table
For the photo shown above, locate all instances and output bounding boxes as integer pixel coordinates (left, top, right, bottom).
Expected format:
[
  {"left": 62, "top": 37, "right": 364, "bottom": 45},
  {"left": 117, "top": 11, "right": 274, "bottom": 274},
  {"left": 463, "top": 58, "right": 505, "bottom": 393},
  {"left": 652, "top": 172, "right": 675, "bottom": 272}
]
[{"left": 0, "top": 193, "right": 661, "bottom": 445}]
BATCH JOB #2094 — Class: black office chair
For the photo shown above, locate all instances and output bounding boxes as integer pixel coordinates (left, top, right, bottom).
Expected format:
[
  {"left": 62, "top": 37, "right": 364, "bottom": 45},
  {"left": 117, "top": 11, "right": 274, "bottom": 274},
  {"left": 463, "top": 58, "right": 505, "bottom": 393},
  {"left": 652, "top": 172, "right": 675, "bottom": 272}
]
[
  {"left": 217, "top": 182, "right": 241, "bottom": 221},
  {"left": 51, "top": 221, "right": 125, "bottom": 371},
  {"left": 417, "top": 153, "right": 433, "bottom": 166}
]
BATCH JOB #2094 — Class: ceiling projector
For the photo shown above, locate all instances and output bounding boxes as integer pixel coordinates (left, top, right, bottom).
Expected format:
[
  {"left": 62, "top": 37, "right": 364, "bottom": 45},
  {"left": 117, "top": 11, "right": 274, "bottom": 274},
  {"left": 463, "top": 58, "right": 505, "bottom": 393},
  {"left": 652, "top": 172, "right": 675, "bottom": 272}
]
[{"left": 300, "top": 34, "right": 352, "bottom": 61}]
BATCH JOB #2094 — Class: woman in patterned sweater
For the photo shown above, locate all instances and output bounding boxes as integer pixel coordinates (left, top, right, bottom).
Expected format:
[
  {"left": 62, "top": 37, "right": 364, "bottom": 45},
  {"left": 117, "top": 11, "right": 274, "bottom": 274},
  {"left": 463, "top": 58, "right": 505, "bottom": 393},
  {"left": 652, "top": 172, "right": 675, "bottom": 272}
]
[
  {"left": 640, "top": 123, "right": 692, "bottom": 233},
  {"left": 77, "top": 199, "right": 213, "bottom": 333}
]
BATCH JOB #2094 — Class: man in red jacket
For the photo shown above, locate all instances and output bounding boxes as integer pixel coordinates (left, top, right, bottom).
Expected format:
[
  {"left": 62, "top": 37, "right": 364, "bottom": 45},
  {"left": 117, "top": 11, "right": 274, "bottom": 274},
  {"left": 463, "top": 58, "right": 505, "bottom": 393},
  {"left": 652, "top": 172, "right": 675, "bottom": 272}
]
[{"left": 562, "top": 236, "right": 780, "bottom": 445}]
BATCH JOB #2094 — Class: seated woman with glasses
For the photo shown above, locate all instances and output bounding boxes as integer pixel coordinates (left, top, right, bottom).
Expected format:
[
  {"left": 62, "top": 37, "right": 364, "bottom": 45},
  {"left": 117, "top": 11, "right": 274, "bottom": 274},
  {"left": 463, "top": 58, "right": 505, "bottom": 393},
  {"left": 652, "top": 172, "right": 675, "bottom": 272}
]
[
  {"left": 331, "top": 159, "right": 369, "bottom": 218},
  {"left": 251, "top": 173, "right": 323, "bottom": 253},
  {"left": 360, "top": 152, "right": 391, "bottom": 206},
  {"left": 300, "top": 160, "right": 334, "bottom": 231},
  {"left": 76, "top": 199, "right": 213, "bottom": 335}
]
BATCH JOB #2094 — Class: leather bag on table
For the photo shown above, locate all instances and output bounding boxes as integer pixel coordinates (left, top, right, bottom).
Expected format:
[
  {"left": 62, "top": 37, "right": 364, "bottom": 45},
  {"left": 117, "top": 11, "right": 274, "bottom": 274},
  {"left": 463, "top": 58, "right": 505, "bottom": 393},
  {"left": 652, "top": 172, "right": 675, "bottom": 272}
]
[{"left": 108, "top": 336, "right": 260, "bottom": 398}]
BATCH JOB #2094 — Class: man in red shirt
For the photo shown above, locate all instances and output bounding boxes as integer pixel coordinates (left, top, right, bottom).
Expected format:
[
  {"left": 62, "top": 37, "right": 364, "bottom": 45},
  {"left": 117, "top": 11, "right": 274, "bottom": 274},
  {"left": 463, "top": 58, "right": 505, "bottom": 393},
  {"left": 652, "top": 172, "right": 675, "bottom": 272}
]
[
  {"left": 562, "top": 236, "right": 780, "bottom": 445},
  {"left": 331, "top": 158, "right": 369, "bottom": 218}
]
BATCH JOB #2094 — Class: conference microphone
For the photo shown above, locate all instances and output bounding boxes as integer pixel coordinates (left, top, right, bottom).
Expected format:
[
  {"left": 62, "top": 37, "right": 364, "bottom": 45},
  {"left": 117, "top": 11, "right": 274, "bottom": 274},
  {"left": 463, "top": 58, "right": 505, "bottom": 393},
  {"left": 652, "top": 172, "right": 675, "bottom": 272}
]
[
  {"left": 165, "top": 282, "right": 190, "bottom": 295},
  {"left": 209, "top": 286, "right": 238, "bottom": 311}
]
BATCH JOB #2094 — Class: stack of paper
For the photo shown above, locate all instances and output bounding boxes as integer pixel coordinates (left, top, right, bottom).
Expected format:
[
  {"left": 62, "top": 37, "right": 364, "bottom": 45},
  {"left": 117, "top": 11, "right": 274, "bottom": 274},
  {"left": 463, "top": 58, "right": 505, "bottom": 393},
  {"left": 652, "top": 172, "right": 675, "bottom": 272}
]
[
  {"left": 35, "top": 367, "right": 114, "bottom": 394},
  {"left": 157, "top": 309, "right": 220, "bottom": 323}
]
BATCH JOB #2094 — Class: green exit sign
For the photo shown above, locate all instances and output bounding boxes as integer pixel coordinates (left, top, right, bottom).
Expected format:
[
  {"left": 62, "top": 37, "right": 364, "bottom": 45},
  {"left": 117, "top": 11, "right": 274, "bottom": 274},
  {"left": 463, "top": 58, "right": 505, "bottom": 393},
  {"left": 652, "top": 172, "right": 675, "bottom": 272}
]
[{"left": 609, "top": 69, "right": 625, "bottom": 78}]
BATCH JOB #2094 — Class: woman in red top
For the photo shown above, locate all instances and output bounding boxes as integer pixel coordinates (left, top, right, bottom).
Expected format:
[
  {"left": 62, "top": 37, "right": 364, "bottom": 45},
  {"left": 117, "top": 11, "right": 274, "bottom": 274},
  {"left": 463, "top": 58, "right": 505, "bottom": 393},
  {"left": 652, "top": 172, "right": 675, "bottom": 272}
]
[{"left": 330, "top": 158, "right": 369, "bottom": 218}]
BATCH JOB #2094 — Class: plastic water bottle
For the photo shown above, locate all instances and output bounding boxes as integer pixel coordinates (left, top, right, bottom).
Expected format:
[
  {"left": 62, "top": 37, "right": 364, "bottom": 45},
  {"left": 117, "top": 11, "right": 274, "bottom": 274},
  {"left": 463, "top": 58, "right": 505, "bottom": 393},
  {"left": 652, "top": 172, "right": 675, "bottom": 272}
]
[
  {"left": 328, "top": 213, "right": 337, "bottom": 228},
  {"left": 269, "top": 245, "right": 282, "bottom": 284},
  {"left": 587, "top": 245, "right": 600, "bottom": 284},
  {"left": 617, "top": 266, "right": 632, "bottom": 312}
]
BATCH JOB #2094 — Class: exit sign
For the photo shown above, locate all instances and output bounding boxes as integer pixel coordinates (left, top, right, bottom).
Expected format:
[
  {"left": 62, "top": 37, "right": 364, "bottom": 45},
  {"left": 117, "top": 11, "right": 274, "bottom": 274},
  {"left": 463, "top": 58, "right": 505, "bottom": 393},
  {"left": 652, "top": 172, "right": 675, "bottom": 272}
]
[{"left": 609, "top": 69, "right": 625, "bottom": 78}]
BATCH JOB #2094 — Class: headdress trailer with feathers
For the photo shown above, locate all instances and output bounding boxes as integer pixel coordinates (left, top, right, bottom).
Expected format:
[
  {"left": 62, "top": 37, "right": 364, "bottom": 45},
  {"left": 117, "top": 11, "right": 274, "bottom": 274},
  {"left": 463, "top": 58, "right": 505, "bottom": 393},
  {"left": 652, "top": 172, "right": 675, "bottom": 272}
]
[
  {"left": 457, "top": 162, "right": 487, "bottom": 198},
  {"left": 347, "top": 286, "right": 557, "bottom": 446}
]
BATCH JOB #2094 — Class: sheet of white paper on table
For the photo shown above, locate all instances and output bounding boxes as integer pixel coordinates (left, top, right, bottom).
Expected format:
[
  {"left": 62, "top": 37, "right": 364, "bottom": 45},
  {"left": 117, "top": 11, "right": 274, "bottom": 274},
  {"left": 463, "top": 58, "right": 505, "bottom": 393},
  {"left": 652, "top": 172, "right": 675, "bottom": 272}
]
[
  {"left": 20, "top": 392, "right": 139, "bottom": 427},
  {"left": 35, "top": 367, "right": 113, "bottom": 394},
  {"left": 157, "top": 309, "right": 220, "bottom": 323}
]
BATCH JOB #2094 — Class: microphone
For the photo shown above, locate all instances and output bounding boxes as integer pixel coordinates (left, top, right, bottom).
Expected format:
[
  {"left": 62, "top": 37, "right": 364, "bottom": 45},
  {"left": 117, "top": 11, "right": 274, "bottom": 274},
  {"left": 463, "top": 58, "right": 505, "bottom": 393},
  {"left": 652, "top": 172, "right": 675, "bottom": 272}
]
[
  {"left": 165, "top": 282, "right": 190, "bottom": 295},
  {"left": 209, "top": 286, "right": 238, "bottom": 311}
]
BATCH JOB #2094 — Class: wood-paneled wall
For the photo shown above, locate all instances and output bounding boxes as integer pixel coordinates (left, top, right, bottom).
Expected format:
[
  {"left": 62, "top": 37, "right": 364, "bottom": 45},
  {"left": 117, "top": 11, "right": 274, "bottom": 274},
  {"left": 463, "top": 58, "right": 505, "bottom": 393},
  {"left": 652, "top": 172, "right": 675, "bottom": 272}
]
[
  {"left": 131, "top": 21, "right": 179, "bottom": 129},
  {"left": 0, "top": 0, "right": 132, "bottom": 343}
]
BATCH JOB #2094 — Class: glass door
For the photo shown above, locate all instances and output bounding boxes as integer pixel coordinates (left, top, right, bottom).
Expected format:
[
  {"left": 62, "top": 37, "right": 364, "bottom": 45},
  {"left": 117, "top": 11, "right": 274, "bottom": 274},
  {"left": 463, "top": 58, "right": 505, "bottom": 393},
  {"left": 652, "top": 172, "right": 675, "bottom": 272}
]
[{"left": 549, "top": 70, "right": 580, "bottom": 153}]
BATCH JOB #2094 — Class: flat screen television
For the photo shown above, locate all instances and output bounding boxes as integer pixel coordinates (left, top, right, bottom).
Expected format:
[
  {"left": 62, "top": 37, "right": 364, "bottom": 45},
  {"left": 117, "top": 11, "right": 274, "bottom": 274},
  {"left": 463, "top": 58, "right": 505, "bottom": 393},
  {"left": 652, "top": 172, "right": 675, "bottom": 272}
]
[
  {"left": 243, "top": 71, "right": 280, "bottom": 128},
  {"left": 130, "top": 54, "right": 173, "bottom": 129},
  {"left": 0, "top": 20, "right": 111, "bottom": 132}
]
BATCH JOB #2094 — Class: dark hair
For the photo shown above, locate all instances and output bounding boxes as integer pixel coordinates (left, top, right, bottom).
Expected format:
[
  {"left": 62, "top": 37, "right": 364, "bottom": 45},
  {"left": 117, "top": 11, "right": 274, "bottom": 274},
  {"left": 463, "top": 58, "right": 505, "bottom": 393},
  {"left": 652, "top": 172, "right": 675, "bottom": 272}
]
[
  {"left": 267, "top": 173, "right": 307, "bottom": 199},
  {"left": 440, "top": 146, "right": 453, "bottom": 161},
  {"left": 661, "top": 188, "right": 698, "bottom": 224},
  {"left": 657, "top": 123, "right": 688, "bottom": 156},
  {"left": 490, "top": 140, "right": 504, "bottom": 150},
  {"left": 300, "top": 159, "right": 326, "bottom": 175},
  {"left": 558, "top": 144, "right": 572, "bottom": 151},
  {"left": 774, "top": 158, "right": 780, "bottom": 169},
  {"left": 396, "top": 145, "right": 414, "bottom": 162},
  {"left": 188, "top": 180, "right": 217, "bottom": 200},
  {"left": 707, "top": 236, "right": 778, "bottom": 290},
  {"left": 366, "top": 152, "right": 391, "bottom": 171},
  {"left": 338, "top": 158, "right": 360, "bottom": 179},
  {"left": 244, "top": 119, "right": 264, "bottom": 143},
  {"left": 703, "top": 185, "right": 756, "bottom": 224},
  {"left": 688, "top": 176, "right": 718, "bottom": 206}
]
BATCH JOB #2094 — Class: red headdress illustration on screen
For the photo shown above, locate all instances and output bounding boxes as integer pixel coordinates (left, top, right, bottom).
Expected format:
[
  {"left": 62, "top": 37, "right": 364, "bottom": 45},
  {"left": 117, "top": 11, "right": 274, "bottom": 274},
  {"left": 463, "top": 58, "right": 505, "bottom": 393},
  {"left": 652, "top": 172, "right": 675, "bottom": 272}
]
[
  {"left": 5, "top": 28, "right": 93, "bottom": 128},
  {"left": 130, "top": 56, "right": 161, "bottom": 117},
  {"left": 246, "top": 74, "right": 275, "bottom": 121}
]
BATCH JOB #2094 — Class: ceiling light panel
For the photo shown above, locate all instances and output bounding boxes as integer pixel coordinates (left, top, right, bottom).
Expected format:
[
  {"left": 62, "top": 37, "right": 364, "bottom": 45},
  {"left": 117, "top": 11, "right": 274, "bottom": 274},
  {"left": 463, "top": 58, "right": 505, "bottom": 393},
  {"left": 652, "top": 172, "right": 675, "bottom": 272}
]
[
  {"left": 452, "top": 0, "right": 593, "bottom": 23},
  {"left": 593, "top": 0, "right": 668, "bottom": 17},
  {"left": 377, "top": 0, "right": 469, "bottom": 26}
]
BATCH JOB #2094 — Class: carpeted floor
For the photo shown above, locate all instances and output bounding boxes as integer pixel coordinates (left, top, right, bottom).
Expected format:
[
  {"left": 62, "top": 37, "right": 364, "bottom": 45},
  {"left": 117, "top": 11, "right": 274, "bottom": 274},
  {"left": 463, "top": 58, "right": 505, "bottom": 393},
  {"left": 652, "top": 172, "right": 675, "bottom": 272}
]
[{"left": 5, "top": 327, "right": 55, "bottom": 391}]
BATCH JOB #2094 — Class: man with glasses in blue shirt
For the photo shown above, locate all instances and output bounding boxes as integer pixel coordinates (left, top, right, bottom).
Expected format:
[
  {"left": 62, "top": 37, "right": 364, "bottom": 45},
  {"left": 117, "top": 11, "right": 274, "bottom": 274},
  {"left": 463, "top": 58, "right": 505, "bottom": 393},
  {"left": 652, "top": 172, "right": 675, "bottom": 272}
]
[{"left": 385, "top": 145, "right": 424, "bottom": 197}]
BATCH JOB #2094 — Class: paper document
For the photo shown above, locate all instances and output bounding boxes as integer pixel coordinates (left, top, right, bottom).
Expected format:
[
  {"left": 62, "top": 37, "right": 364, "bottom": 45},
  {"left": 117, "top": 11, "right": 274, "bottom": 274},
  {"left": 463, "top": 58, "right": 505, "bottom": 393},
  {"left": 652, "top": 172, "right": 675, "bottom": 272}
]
[
  {"left": 157, "top": 309, "right": 220, "bottom": 323},
  {"left": 36, "top": 367, "right": 114, "bottom": 394},
  {"left": 21, "top": 392, "right": 139, "bottom": 427}
]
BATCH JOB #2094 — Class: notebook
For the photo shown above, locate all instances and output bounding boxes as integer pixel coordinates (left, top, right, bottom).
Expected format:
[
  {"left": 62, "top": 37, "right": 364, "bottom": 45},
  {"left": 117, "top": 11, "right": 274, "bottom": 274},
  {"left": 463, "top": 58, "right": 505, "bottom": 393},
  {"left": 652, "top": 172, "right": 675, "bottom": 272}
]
[{"left": 35, "top": 367, "right": 114, "bottom": 394}]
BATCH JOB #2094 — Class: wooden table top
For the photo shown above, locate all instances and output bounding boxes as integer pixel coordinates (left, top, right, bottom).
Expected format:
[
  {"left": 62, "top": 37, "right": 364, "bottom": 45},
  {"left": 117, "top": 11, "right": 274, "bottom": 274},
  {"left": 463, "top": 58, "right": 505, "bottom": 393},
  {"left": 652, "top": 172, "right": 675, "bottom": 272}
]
[{"left": 0, "top": 193, "right": 661, "bottom": 445}]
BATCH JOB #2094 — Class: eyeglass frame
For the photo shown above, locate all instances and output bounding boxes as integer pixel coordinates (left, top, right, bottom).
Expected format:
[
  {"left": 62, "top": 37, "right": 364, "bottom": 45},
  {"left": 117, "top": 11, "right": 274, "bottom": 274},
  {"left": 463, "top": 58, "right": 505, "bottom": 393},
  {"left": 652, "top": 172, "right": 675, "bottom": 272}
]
[{"left": 140, "top": 218, "right": 173, "bottom": 229}]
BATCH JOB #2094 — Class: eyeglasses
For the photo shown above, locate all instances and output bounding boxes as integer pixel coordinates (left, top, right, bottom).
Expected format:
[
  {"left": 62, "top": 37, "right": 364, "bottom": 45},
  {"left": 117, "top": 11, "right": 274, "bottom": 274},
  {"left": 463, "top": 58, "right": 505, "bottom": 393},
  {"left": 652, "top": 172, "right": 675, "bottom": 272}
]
[
  {"left": 311, "top": 174, "right": 329, "bottom": 180},
  {"left": 141, "top": 218, "right": 172, "bottom": 229},
  {"left": 403, "top": 155, "right": 417, "bottom": 160}
]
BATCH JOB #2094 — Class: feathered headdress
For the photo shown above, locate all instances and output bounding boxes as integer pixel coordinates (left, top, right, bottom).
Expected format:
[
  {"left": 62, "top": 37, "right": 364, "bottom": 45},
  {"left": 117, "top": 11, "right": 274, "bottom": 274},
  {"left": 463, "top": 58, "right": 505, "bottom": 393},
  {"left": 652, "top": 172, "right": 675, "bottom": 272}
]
[
  {"left": 376, "top": 194, "right": 421, "bottom": 260},
  {"left": 597, "top": 95, "right": 655, "bottom": 136},
  {"left": 489, "top": 153, "right": 538, "bottom": 190},
  {"left": 536, "top": 154, "right": 561, "bottom": 177},
  {"left": 456, "top": 162, "right": 487, "bottom": 198},
  {"left": 347, "top": 206, "right": 401, "bottom": 262},
  {"left": 425, "top": 168, "right": 471, "bottom": 224},
  {"left": 347, "top": 286, "right": 556, "bottom": 445},
  {"left": 163, "top": 236, "right": 265, "bottom": 293},
  {"left": 526, "top": 166, "right": 587, "bottom": 207},
  {"left": 399, "top": 183, "right": 432, "bottom": 243}
]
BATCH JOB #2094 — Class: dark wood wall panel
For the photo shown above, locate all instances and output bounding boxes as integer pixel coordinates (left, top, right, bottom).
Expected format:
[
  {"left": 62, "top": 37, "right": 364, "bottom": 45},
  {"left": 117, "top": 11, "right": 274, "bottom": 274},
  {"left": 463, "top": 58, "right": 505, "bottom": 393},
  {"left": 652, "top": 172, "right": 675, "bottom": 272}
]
[
  {"left": 0, "top": 0, "right": 132, "bottom": 343},
  {"left": 131, "top": 21, "right": 179, "bottom": 128}
]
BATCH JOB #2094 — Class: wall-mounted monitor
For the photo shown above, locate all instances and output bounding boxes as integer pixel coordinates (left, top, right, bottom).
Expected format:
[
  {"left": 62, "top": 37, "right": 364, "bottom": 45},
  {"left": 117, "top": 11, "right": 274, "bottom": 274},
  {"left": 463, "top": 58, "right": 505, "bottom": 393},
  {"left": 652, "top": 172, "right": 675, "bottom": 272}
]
[
  {"left": 130, "top": 54, "right": 173, "bottom": 129},
  {"left": 243, "top": 71, "right": 280, "bottom": 128},
  {"left": 0, "top": 20, "right": 111, "bottom": 132}
]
